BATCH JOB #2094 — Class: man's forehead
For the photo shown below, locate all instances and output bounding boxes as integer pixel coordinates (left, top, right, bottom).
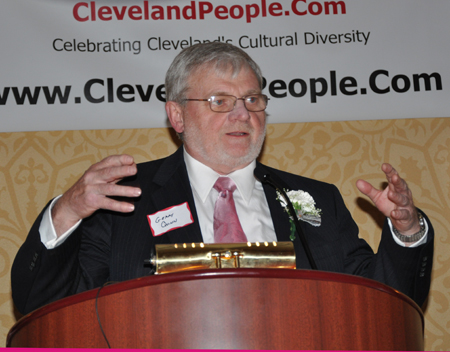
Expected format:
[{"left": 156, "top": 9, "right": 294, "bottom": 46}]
[{"left": 187, "top": 64, "right": 260, "bottom": 95}]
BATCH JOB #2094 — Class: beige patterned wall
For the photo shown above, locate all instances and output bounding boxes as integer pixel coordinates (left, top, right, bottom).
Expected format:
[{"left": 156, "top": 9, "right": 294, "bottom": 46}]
[{"left": 1, "top": 118, "right": 449, "bottom": 350}]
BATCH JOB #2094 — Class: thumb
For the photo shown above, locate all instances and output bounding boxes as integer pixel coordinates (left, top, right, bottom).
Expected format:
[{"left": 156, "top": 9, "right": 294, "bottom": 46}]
[{"left": 356, "top": 179, "right": 378, "bottom": 201}]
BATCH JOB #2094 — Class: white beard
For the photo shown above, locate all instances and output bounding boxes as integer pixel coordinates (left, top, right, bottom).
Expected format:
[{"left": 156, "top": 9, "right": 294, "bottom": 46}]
[{"left": 182, "top": 119, "right": 266, "bottom": 173}]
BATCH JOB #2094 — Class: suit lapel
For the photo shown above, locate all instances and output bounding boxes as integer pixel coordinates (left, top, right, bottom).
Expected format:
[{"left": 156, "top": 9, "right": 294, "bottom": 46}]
[
  {"left": 257, "top": 163, "right": 313, "bottom": 269},
  {"left": 257, "top": 163, "right": 292, "bottom": 241},
  {"left": 263, "top": 182, "right": 292, "bottom": 242},
  {"left": 149, "top": 147, "right": 203, "bottom": 244}
]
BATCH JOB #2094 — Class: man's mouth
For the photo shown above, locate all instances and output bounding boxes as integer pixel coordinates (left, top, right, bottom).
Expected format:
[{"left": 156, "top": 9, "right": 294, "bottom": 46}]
[{"left": 227, "top": 132, "right": 248, "bottom": 136}]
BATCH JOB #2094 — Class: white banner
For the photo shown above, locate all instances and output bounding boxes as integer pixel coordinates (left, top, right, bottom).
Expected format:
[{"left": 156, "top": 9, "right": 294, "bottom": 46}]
[{"left": 1, "top": 0, "right": 449, "bottom": 132}]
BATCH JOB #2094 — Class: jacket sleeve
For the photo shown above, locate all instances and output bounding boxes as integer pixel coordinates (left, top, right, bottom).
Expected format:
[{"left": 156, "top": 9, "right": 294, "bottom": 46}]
[
  {"left": 328, "top": 184, "right": 434, "bottom": 307},
  {"left": 11, "top": 202, "right": 105, "bottom": 315},
  {"left": 368, "top": 210, "right": 434, "bottom": 307}
]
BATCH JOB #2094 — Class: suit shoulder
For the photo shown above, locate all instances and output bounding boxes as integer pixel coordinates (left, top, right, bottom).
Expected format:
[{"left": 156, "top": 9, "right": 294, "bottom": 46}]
[
  {"left": 260, "top": 163, "right": 338, "bottom": 191},
  {"left": 136, "top": 147, "right": 183, "bottom": 174},
  {"left": 120, "top": 148, "right": 185, "bottom": 189},
  {"left": 136, "top": 156, "right": 167, "bottom": 174}
]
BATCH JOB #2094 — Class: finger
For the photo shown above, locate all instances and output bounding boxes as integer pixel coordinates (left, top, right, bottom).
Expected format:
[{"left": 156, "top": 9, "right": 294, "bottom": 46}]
[
  {"left": 383, "top": 167, "right": 409, "bottom": 196},
  {"left": 393, "top": 175, "right": 409, "bottom": 195},
  {"left": 84, "top": 162, "right": 137, "bottom": 185},
  {"left": 387, "top": 189, "right": 410, "bottom": 207},
  {"left": 99, "top": 164, "right": 138, "bottom": 184},
  {"left": 383, "top": 163, "right": 405, "bottom": 190},
  {"left": 102, "top": 154, "right": 135, "bottom": 167},
  {"left": 390, "top": 208, "right": 412, "bottom": 221},
  {"left": 89, "top": 154, "right": 135, "bottom": 172},
  {"left": 97, "top": 183, "right": 142, "bottom": 198},
  {"left": 384, "top": 165, "right": 407, "bottom": 189},
  {"left": 356, "top": 179, "right": 380, "bottom": 201},
  {"left": 382, "top": 163, "right": 396, "bottom": 180},
  {"left": 98, "top": 196, "right": 135, "bottom": 213},
  {"left": 70, "top": 184, "right": 138, "bottom": 215}
]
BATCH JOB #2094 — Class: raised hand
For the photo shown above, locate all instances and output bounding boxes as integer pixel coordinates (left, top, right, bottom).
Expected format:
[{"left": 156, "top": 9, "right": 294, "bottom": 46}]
[
  {"left": 356, "top": 163, "right": 420, "bottom": 236},
  {"left": 51, "top": 154, "right": 141, "bottom": 237}
]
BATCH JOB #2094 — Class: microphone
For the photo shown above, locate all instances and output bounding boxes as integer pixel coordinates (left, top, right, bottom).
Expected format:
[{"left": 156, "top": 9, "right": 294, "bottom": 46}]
[{"left": 254, "top": 167, "right": 318, "bottom": 270}]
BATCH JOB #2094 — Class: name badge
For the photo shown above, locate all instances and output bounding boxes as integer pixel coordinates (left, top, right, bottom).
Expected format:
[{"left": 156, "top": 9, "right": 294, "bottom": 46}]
[{"left": 147, "top": 202, "right": 194, "bottom": 237}]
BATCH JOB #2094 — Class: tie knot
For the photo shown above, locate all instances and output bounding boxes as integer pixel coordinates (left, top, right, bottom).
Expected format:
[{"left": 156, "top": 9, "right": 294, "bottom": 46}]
[{"left": 213, "top": 177, "right": 237, "bottom": 194}]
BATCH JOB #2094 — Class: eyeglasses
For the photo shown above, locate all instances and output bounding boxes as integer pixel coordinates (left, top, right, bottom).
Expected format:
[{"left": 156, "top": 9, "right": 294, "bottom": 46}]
[{"left": 184, "top": 94, "right": 269, "bottom": 113}]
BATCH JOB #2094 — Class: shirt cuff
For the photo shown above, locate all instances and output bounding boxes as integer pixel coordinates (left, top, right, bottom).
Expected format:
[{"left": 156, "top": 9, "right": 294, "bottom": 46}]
[
  {"left": 39, "top": 195, "right": 82, "bottom": 249},
  {"left": 387, "top": 217, "right": 428, "bottom": 248}
]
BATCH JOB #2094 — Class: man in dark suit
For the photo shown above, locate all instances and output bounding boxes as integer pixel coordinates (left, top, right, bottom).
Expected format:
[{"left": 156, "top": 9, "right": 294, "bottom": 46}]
[{"left": 12, "top": 42, "right": 433, "bottom": 315}]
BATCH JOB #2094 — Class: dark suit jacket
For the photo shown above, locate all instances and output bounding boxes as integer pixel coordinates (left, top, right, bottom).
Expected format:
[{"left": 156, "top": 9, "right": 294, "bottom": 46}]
[{"left": 12, "top": 147, "right": 434, "bottom": 315}]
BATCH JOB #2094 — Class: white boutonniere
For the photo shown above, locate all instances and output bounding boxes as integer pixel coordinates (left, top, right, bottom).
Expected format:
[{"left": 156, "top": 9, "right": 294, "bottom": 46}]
[{"left": 277, "top": 190, "right": 322, "bottom": 240}]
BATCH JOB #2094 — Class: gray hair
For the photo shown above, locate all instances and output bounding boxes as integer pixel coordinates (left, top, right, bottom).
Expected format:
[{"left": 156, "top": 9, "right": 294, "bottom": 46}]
[{"left": 165, "top": 42, "right": 263, "bottom": 104}]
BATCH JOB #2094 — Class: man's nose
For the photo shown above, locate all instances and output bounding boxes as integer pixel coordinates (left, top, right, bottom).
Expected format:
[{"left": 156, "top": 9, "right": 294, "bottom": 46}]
[{"left": 228, "top": 99, "right": 250, "bottom": 121}]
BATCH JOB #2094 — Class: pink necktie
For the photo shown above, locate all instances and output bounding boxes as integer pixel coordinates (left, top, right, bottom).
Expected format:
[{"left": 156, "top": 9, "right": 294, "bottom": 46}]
[{"left": 213, "top": 177, "right": 248, "bottom": 243}]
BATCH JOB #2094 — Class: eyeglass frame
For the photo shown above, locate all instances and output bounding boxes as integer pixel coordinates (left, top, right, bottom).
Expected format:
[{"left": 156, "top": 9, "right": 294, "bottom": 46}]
[{"left": 184, "top": 94, "right": 270, "bottom": 113}]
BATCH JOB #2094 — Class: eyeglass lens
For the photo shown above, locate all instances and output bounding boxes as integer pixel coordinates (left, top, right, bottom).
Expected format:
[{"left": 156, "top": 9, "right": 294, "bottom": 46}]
[{"left": 209, "top": 95, "right": 268, "bottom": 112}]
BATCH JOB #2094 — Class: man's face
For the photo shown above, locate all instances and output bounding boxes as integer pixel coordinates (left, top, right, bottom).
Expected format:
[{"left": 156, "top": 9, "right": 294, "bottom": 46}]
[{"left": 168, "top": 65, "right": 266, "bottom": 175}]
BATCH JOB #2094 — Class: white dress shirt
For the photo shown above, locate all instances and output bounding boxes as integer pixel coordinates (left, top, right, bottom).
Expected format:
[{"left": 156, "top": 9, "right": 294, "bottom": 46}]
[{"left": 183, "top": 149, "right": 276, "bottom": 243}]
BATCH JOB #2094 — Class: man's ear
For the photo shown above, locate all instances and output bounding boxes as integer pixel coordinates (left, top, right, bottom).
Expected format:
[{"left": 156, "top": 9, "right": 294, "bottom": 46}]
[{"left": 166, "top": 101, "right": 185, "bottom": 134}]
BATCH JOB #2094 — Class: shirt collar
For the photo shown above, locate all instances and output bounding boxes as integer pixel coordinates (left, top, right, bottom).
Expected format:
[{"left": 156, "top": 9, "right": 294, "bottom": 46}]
[{"left": 183, "top": 147, "right": 256, "bottom": 205}]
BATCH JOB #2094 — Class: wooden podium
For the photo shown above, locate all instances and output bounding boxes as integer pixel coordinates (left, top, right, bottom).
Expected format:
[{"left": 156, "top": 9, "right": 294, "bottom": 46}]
[{"left": 7, "top": 269, "right": 424, "bottom": 350}]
